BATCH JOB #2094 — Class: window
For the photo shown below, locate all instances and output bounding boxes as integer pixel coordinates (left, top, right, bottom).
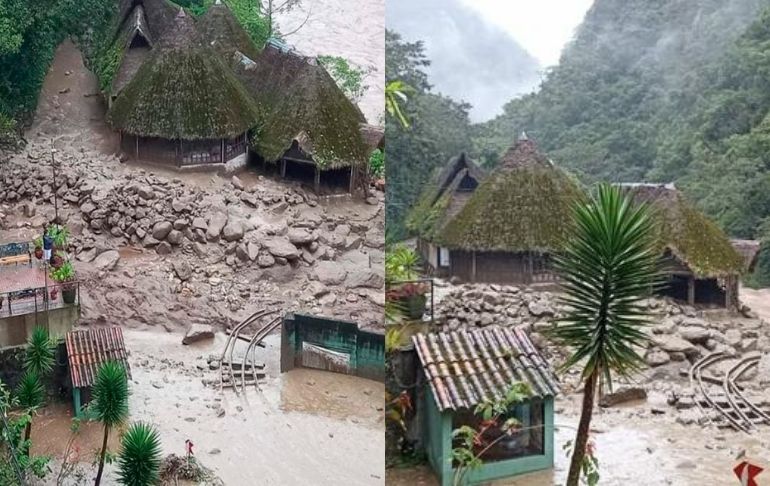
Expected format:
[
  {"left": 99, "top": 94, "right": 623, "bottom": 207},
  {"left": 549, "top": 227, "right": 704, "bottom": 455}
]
[
  {"left": 452, "top": 400, "right": 545, "bottom": 464},
  {"left": 439, "top": 247, "right": 450, "bottom": 267}
]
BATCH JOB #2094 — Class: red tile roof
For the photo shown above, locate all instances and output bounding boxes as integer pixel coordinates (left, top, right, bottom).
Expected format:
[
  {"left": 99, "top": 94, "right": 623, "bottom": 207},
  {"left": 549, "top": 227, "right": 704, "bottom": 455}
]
[
  {"left": 66, "top": 327, "right": 131, "bottom": 389},
  {"left": 412, "top": 327, "right": 559, "bottom": 411}
]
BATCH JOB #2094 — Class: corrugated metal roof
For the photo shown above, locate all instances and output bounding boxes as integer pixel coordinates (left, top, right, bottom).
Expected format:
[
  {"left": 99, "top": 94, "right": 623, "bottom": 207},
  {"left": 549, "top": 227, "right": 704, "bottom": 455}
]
[
  {"left": 66, "top": 328, "right": 131, "bottom": 389},
  {"left": 412, "top": 327, "right": 559, "bottom": 411}
]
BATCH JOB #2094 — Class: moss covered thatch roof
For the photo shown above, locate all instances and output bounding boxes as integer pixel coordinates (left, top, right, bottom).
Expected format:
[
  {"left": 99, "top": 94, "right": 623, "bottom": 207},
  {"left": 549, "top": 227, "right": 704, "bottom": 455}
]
[
  {"left": 235, "top": 44, "right": 368, "bottom": 169},
  {"left": 198, "top": 3, "right": 261, "bottom": 61},
  {"left": 439, "top": 139, "right": 583, "bottom": 252},
  {"left": 406, "top": 152, "right": 485, "bottom": 240},
  {"left": 622, "top": 184, "right": 744, "bottom": 277},
  {"left": 109, "top": 11, "right": 259, "bottom": 140}
]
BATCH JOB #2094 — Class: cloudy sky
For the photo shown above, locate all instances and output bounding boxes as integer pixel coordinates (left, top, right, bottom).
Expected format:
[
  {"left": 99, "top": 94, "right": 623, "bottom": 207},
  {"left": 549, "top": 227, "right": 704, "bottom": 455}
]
[
  {"left": 388, "top": 0, "right": 594, "bottom": 121},
  {"left": 459, "top": 0, "right": 595, "bottom": 67}
]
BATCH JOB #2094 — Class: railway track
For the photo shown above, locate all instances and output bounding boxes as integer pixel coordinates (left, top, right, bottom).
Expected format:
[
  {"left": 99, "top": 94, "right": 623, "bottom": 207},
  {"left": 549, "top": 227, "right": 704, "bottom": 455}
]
[
  {"left": 219, "top": 309, "right": 280, "bottom": 394},
  {"left": 689, "top": 351, "right": 769, "bottom": 433}
]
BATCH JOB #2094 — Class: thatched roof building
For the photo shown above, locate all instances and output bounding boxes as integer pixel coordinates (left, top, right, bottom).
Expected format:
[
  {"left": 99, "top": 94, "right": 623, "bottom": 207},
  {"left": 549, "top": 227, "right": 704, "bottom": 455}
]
[
  {"left": 102, "top": 0, "right": 376, "bottom": 192},
  {"left": 622, "top": 183, "right": 744, "bottom": 308},
  {"left": 730, "top": 239, "right": 761, "bottom": 273}
]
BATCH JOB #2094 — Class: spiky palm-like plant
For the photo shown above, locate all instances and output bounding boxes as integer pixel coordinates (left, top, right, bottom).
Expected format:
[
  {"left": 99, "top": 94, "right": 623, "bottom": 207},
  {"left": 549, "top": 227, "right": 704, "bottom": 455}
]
[
  {"left": 549, "top": 184, "right": 661, "bottom": 486},
  {"left": 117, "top": 422, "right": 162, "bottom": 486},
  {"left": 15, "top": 371, "right": 45, "bottom": 455},
  {"left": 24, "top": 327, "right": 55, "bottom": 377},
  {"left": 92, "top": 361, "right": 129, "bottom": 486}
]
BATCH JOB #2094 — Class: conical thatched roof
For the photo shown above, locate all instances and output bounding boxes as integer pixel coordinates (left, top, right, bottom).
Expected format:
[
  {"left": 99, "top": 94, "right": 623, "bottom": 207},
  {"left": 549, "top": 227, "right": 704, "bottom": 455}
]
[
  {"left": 198, "top": 2, "right": 262, "bottom": 61},
  {"left": 439, "top": 138, "right": 583, "bottom": 252},
  {"left": 622, "top": 183, "right": 744, "bottom": 277},
  {"left": 108, "top": 10, "right": 259, "bottom": 140},
  {"left": 234, "top": 43, "right": 368, "bottom": 169},
  {"left": 407, "top": 152, "right": 485, "bottom": 240}
]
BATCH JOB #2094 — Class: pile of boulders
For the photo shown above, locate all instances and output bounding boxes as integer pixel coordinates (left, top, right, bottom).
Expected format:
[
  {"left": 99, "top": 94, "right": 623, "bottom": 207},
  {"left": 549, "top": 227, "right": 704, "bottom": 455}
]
[{"left": 435, "top": 283, "right": 770, "bottom": 368}]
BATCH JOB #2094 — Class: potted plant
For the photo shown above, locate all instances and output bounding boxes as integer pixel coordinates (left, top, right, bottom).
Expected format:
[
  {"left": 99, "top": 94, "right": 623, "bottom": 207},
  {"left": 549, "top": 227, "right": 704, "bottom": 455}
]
[
  {"left": 386, "top": 281, "right": 430, "bottom": 319},
  {"left": 51, "top": 261, "right": 77, "bottom": 304},
  {"left": 47, "top": 224, "right": 70, "bottom": 253},
  {"left": 33, "top": 236, "right": 43, "bottom": 260},
  {"left": 385, "top": 245, "right": 428, "bottom": 319},
  {"left": 51, "top": 250, "right": 66, "bottom": 269}
]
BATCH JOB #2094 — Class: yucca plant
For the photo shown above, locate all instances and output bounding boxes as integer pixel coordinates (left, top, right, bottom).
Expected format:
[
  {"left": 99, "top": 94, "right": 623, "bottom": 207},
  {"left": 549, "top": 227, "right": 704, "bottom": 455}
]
[
  {"left": 117, "top": 422, "right": 162, "bottom": 486},
  {"left": 548, "top": 184, "right": 662, "bottom": 486},
  {"left": 24, "top": 327, "right": 55, "bottom": 377},
  {"left": 92, "top": 361, "right": 130, "bottom": 486},
  {"left": 15, "top": 371, "right": 45, "bottom": 455}
]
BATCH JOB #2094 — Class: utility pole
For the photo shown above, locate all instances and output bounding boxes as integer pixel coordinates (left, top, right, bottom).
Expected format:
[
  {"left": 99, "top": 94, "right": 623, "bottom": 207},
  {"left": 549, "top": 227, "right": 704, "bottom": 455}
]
[{"left": 51, "top": 145, "right": 59, "bottom": 224}]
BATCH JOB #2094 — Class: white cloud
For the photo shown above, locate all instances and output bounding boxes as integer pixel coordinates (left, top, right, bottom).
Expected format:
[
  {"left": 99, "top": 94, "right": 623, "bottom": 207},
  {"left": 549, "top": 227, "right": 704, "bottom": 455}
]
[{"left": 458, "top": 0, "right": 594, "bottom": 67}]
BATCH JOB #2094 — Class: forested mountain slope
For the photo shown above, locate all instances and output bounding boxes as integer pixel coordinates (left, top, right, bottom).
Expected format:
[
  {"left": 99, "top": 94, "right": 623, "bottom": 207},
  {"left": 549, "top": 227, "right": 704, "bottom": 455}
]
[{"left": 474, "top": 0, "right": 770, "bottom": 239}]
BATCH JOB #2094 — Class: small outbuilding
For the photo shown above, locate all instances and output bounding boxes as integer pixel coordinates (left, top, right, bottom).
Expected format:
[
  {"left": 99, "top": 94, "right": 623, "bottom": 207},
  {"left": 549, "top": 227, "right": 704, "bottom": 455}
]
[
  {"left": 66, "top": 327, "right": 131, "bottom": 417},
  {"left": 622, "top": 183, "right": 745, "bottom": 309},
  {"left": 412, "top": 327, "right": 559, "bottom": 486}
]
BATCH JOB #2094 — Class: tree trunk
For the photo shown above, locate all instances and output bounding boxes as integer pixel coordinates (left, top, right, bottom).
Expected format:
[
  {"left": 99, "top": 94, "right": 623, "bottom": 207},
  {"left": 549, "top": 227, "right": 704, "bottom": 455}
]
[
  {"left": 94, "top": 425, "right": 110, "bottom": 486},
  {"left": 566, "top": 369, "right": 598, "bottom": 486},
  {"left": 24, "top": 422, "right": 31, "bottom": 456}
]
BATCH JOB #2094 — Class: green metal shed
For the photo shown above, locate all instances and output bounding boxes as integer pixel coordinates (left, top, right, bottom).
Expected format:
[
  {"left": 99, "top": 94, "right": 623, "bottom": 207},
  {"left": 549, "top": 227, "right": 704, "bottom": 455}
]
[{"left": 412, "top": 327, "right": 560, "bottom": 486}]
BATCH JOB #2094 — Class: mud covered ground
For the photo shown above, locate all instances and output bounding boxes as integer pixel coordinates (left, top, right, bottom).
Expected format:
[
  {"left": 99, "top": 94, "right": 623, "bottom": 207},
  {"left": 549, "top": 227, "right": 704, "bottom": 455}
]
[
  {"left": 387, "top": 283, "right": 770, "bottom": 486},
  {"left": 0, "top": 38, "right": 385, "bottom": 485}
]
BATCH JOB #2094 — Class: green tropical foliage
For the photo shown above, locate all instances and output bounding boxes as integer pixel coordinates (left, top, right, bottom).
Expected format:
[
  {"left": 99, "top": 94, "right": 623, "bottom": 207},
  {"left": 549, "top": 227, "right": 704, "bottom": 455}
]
[
  {"left": 23, "top": 327, "right": 55, "bottom": 378},
  {"left": 369, "top": 148, "right": 384, "bottom": 179},
  {"left": 548, "top": 184, "right": 661, "bottom": 486},
  {"left": 385, "top": 30, "right": 472, "bottom": 243},
  {"left": 92, "top": 361, "right": 130, "bottom": 486},
  {"left": 318, "top": 55, "right": 367, "bottom": 103},
  {"left": 117, "top": 422, "right": 163, "bottom": 486},
  {"left": 15, "top": 371, "right": 45, "bottom": 456}
]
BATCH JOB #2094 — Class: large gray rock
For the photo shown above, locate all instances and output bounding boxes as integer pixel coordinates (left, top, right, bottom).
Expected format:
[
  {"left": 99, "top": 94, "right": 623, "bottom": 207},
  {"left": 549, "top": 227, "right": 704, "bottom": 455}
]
[
  {"left": 654, "top": 335, "right": 696, "bottom": 354},
  {"left": 263, "top": 237, "right": 300, "bottom": 259},
  {"left": 247, "top": 242, "right": 260, "bottom": 261},
  {"left": 347, "top": 269, "right": 385, "bottom": 289},
  {"left": 206, "top": 212, "right": 228, "bottom": 241},
  {"left": 183, "top": 324, "right": 214, "bottom": 345},
  {"left": 93, "top": 250, "right": 120, "bottom": 271},
  {"left": 646, "top": 349, "right": 670, "bottom": 367},
  {"left": 152, "top": 221, "right": 173, "bottom": 240},
  {"left": 156, "top": 241, "right": 172, "bottom": 255},
  {"left": 528, "top": 300, "right": 554, "bottom": 318},
  {"left": 257, "top": 253, "right": 275, "bottom": 267},
  {"left": 137, "top": 185, "right": 155, "bottom": 200},
  {"left": 315, "top": 261, "right": 347, "bottom": 285},
  {"left": 167, "top": 230, "right": 184, "bottom": 245},
  {"left": 599, "top": 387, "right": 647, "bottom": 407},
  {"left": 288, "top": 228, "right": 315, "bottom": 245},
  {"left": 231, "top": 175, "right": 244, "bottom": 191},
  {"left": 222, "top": 220, "right": 244, "bottom": 242},
  {"left": 679, "top": 326, "right": 710, "bottom": 345},
  {"left": 173, "top": 260, "right": 193, "bottom": 281},
  {"left": 192, "top": 217, "right": 208, "bottom": 231}
]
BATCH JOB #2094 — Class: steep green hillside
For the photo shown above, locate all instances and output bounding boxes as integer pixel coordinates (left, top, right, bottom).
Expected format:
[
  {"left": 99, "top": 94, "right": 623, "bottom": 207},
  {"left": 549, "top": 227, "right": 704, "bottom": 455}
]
[{"left": 474, "top": 0, "right": 770, "bottom": 240}]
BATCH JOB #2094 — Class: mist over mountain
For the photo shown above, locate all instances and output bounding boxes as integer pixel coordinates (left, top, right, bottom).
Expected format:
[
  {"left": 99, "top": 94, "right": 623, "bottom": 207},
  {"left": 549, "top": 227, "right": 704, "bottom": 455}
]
[{"left": 387, "top": 0, "right": 541, "bottom": 122}]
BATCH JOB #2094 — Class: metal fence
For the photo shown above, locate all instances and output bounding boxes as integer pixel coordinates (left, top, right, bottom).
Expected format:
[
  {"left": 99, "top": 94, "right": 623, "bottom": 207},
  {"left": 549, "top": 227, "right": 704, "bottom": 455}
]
[{"left": 0, "top": 281, "right": 81, "bottom": 318}]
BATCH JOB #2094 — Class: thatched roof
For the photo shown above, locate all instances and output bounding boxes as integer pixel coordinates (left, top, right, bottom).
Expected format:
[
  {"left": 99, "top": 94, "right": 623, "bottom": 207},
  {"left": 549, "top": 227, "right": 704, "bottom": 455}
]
[
  {"left": 406, "top": 152, "right": 485, "bottom": 241},
  {"left": 621, "top": 183, "right": 744, "bottom": 277},
  {"left": 235, "top": 43, "right": 368, "bottom": 169},
  {"left": 731, "top": 239, "right": 761, "bottom": 272},
  {"left": 108, "top": 10, "right": 259, "bottom": 140},
  {"left": 438, "top": 138, "right": 583, "bottom": 252},
  {"left": 118, "top": 0, "right": 180, "bottom": 42},
  {"left": 198, "top": 2, "right": 262, "bottom": 61}
]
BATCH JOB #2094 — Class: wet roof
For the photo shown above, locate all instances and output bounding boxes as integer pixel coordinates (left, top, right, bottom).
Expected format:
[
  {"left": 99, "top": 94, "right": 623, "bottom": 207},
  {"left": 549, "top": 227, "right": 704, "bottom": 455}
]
[
  {"left": 412, "top": 327, "right": 559, "bottom": 411},
  {"left": 66, "top": 327, "right": 131, "bottom": 389}
]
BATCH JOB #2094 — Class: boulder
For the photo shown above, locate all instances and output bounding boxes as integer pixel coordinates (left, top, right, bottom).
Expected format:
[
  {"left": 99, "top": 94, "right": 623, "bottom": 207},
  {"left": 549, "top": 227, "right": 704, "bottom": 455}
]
[
  {"left": 156, "top": 241, "right": 172, "bottom": 255},
  {"left": 173, "top": 260, "right": 193, "bottom": 281},
  {"left": 167, "top": 230, "right": 184, "bottom": 245},
  {"left": 263, "top": 237, "right": 300, "bottom": 259},
  {"left": 206, "top": 212, "right": 228, "bottom": 241},
  {"left": 257, "top": 253, "right": 275, "bottom": 267},
  {"left": 231, "top": 175, "right": 244, "bottom": 191},
  {"left": 192, "top": 217, "right": 208, "bottom": 231},
  {"left": 646, "top": 349, "right": 670, "bottom": 367},
  {"left": 599, "top": 387, "right": 647, "bottom": 407},
  {"left": 247, "top": 242, "right": 259, "bottom": 261},
  {"left": 528, "top": 300, "right": 554, "bottom": 318},
  {"left": 222, "top": 220, "right": 244, "bottom": 242},
  {"left": 679, "top": 326, "right": 710, "bottom": 345},
  {"left": 654, "top": 335, "right": 696, "bottom": 354},
  {"left": 287, "top": 228, "right": 315, "bottom": 245},
  {"left": 93, "top": 250, "right": 120, "bottom": 271},
  {"left": 152, "top": 221, "right": 173, "bottom": 240},
  {"left": 347, "top": 269, "right": 385, "bottom": 289},
  {"left": 183, "top": 324, "right": 215, "bottom": 345},
  {"left": 137, "top": 185, "right": 154, "bottom": 200},
  {"left": 314, "top": 261, "right": 347, "bottom": 285}
]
